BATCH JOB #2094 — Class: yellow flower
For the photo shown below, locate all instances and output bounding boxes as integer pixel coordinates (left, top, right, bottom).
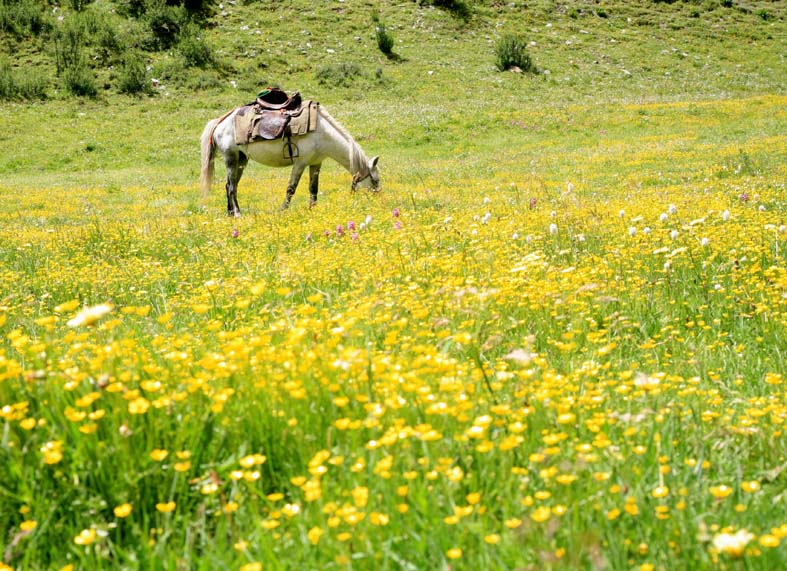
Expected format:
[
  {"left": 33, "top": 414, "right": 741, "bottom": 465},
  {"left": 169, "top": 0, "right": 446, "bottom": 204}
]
[
  {"left": 128, "top": 397, "right": 150, "bottom": 415},
  {"left": 150, "top": 449, "right": 168, "bottom": 461},
  {"left": 369, "top": 512, "right": 390, "bottom": 526},
  {"left": 759, "top": 534, "right": 780, "bottom": 548},
  {"left": 741, "top": 480, "right": 761, "bottom": 493},
  {"left": 74, "top": 527, "right": 97, "bottom": 545},
  {"left": 505, "top": 517, "right": 522, "bottom": 528},
  {"left": 156, "top": 501, "right": 176, "bottom": 513},
  {"left": 174, "top": 461, "right": 191, "bottom": 472},
  {"left": 484, "top": 533, "right": 501, "bottom": 544},
  {"left": 307, "top": 526, "right": 324, "bottom": 545},
  {"left": 114, "top": 503, "right": 133, "bottom": 518},
  {"left": 20, "top": 520, "right": 37, "bottom": 531},
  {"left": 531, "top": 506, "right": 551, "bottom": 523},
  {"left": 709, "top": 485, "right": 733, "bottom": 499},
  {"left": 446, "top": 548, "right": 462, "bottom": 559},
  {"left": 239, "top": 563, "right": 262, "bottom": 571},
  {"left": 651, "top": 485, "right": 669, "bottom": 499}
]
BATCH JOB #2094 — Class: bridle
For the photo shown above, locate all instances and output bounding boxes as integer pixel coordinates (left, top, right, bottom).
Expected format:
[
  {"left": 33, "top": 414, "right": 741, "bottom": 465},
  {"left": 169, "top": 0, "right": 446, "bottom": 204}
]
[{"left": 352, "top": 171, "right": 380, "bottom": 192}]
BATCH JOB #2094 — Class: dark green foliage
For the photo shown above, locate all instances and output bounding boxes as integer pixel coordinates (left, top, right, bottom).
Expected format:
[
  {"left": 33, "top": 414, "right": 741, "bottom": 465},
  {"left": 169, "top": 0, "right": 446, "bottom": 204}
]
[
  {"left": 0, "top": 0, "right": 50, "bottom": 37},
  {"left": 69, "top": 0, "right": 94, "bottom": 12},
  {"left": 178, "top": 24, "right": 213, "bottom": 67},
  {"left": 143, "top": 0, "right": 186, "bottom": 50},
  {"left": 63, "top": 63, "right": 97, "bottom": 96},
  {"left": 315, "top": 62, "right": 363, "bottom": 88},
  {"left": 494, "top": 34, "right": 536, "bottom": 73},
  {"left": 418, "top": 0, "right": 470, "bottom": 20},
  {"left": 375, "top": 22, "right": 395, "bottom": 55},
  {"left": 117, "top": 51, "right": 153, "bottom": 95}
]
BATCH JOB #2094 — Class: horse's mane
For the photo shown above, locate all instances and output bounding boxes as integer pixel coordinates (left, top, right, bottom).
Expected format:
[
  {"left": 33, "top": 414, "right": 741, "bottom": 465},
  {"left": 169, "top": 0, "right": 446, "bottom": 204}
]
[{"left": 318, "top": 106, "right": 369, "bottom": 177}]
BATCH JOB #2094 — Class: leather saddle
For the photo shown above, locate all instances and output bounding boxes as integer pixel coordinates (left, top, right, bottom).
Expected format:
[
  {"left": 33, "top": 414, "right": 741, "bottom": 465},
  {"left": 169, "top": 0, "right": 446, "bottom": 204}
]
[{"left": 255, "top": 87, "right": 302, "bottom": 111}]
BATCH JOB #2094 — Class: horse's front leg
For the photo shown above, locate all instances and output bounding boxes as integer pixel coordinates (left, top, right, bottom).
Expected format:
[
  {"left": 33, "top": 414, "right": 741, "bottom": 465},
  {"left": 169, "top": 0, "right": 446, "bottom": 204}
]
[
  {"left": 308, "top": 163, "right": 322, "bottom": 208},
  {"left": 281, "top": 162, "right": 306, "bottom": 210}
]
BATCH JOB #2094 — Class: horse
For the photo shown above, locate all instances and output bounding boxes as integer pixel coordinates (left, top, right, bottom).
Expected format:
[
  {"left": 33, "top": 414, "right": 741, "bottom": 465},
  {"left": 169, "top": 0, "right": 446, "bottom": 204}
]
[{"left": 199, "top": 103, "right": 381, "bottom": 216}]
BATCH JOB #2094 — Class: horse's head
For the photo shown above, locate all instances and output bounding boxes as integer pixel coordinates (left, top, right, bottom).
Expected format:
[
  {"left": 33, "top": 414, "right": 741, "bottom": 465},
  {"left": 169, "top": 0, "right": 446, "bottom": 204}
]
[{"left": 352, "top": 156, "right": 381, "bottom": 193}]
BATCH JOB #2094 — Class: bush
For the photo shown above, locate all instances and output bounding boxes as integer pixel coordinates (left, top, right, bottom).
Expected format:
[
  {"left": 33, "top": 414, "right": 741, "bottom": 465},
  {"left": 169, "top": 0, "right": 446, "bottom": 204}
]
[
  {"left": 494, "top": 34, "right": 536, "bottom": 73},
  {"left": 144, "top": 0, "right": 186, "bottom": 50},
  {"left": 69, "top": 0, "right": 94, "bottom": 12},
  {"left": 117, "top": 51, "right": 153, "bottom": 95},
  {"left": 63, "top": 64, "right": 97, "bottom": 97},
  {"left": 178, "top": 25, "right": 213, "bottom": 67},
  {"left": 0, "top": 0, "right": 50, "bottom": 37},
  {"left": 315, "top": 62, "right": 363, "bottom": 88},
  {"left": 375, "top": 23, "right": 395, "bottom": 55},
  {"left": 418, "top": 0, "right": 470, "bottom": 20}
]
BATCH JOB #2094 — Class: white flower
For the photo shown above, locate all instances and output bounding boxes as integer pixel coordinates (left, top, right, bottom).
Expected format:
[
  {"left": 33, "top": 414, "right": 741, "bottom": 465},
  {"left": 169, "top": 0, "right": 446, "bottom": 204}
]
[
  {"left": 668, "top": 203, "right": 677, "bottom": 214},
  {"left": 722, "top": 210, "right": 730, "bottom": 221},
  {"left": 483, "top": 196, "right": 490, "bottom": 205},
  {"left": 759, "top": 205, "right": 766, "bottom": 211},
  {"left": 712, "top": 529, "right": 753, "bottom": 558},
  {"left": 566, "top": 182, "right": 573, "bottom": 192},
  {"left": 618, "top": 209, "right": 625, "bottom": 218},
  {"left": 660, "top": 213, "right": 668, "bottom": 223},
  {"left": 549, "top": 223, "right": 558, "bottom": 235},
  {"left": 670, "top": 230, "right": 679, "bottom": 240},
  {"left": 714, "top": 284, "right": 721, "bottom": 291},
  {"left": 664, "top": 261, "right": 671, "bottom": 270},
  {"left": 365, "top": 215, "right": 372, "bottom": 225},
  {"left": 701, "top": 237, "right": 709, "bottom": 247},
  {"left": 481, "top": 212, "right": 491, "bottom": 224},
  {"left": 550, "top": 210, "right": 557, "bottom": 218},
  {"left": 628, "top": 226, "right": 637, "bottom": 237},
  {"left": 512, "top": 232, "right": 519, "bottom": 240},
  {"left": 780, "top": 225, "right": 786, "bottom": 233},
  {"left": 67, "top": 303, "right": 114, "bottom": 328},
  {"left": 643, "top": 227, "right": 651, "bottom": 234},
  {"left": 526, "top": 235, "right": 533, "bottom": 243}
]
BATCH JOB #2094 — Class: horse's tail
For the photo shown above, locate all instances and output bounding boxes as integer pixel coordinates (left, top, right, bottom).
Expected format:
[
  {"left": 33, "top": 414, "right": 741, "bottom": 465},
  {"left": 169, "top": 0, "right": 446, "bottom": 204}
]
[{"left": 199, "top": 118, "right": 218, "bottom": 203}]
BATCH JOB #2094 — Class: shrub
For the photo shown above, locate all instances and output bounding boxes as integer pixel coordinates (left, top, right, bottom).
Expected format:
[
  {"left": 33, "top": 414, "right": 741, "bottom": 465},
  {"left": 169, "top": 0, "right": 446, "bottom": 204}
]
[
  {"left": 178, "top": 25, "right": 213, "bottom": 67},
  {"left": 16, "top": 68, "right": 48, "bottom": 99},
  {"left": 117, "top": 51, "right": 153, "bottom": 95},
  {"left": 315, "top": 62, "right": 363, "bottom": 88},
  {"left": 494, "top": 34, "right": 536, "bottom": 73},
  {"left": 0, "top": 0, "right": 50, "bottom": 37},
  {"left": 418, "top": 0, "right": 470, "bottom": 20},
  {"left": 63, "top": 64, "right": 97, "bottom": 97},
  {"left": 375, "top": 22, "right": 395, "bottom": 55},
  {"left": 69, "top": 0, "right": 94, "bottom": 12},
  {"left": 144, "top": 0, "right": 186, "bottom": 50}
]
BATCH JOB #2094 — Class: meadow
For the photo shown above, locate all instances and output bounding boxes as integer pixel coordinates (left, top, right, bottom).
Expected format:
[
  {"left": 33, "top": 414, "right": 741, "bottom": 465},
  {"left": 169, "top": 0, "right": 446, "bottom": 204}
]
[{"left": 1, "top": 1, "right": 787, "bottom": 570}]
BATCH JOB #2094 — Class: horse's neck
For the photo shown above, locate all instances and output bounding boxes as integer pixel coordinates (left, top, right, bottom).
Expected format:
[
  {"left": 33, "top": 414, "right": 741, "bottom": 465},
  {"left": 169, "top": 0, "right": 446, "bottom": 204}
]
[{"left": 320, "top": 110, "right": 362, "bottom": 174}]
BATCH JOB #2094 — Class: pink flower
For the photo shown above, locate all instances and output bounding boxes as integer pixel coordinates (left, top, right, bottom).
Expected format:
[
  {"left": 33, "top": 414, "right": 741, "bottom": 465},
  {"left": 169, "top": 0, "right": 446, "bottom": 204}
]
[
  {"left": 529, "top": 197, "right": 537, "bottom": 209},
  {"left": 351, "top": 232, "right": 359, "bottom": 241},
  {"left": 740, "top": 192, "right": 750, "bottom": 202},
  {"left": 231, "top": 228, "right": 239, "bottom": 238},
  {"left": 324, "top": 230, "right": 331, "bottom": 237},
  {"left": 336, "top": 224, "right": 344, "bottom": 236},
  {"left": 394, "top": 221, "right": 402, "bottom": 230},
  {"left": 347, "top": 220, "right": 356, "bottom": 231},
  {"left": 392, "top": 207, "right": 400, "bottom": 218},
  {"left": 305, "top": 233, "right": 312, "bottom": 241}
]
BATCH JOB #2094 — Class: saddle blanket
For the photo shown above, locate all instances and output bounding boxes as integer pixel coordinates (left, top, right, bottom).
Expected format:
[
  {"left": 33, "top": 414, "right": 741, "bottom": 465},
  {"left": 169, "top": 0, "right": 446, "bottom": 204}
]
[{"left": 233, "top": 100, "right": 319, "bottom": 146}]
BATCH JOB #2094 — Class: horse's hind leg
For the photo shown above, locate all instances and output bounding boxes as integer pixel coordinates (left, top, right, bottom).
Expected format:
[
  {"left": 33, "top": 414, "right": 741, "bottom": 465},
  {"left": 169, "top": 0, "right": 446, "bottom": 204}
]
[
  {"left": 225, "top": 151, "right": 248, "bottom": 217},
  {"left": 280, "top": 162, "right": 306, "bottom": 210},
  {"left": 308, "top": 163, "right": 322, "bottom": 208}
]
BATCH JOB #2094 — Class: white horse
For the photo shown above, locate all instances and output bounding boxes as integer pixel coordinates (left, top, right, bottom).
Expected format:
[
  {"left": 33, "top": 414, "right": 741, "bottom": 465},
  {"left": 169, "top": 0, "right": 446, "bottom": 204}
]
[{"left": 200, "top": 104, "right": 380, "bottom": 215}]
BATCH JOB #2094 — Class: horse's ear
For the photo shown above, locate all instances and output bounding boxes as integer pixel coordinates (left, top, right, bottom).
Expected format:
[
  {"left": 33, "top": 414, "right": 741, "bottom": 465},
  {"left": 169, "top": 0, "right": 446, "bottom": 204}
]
[{"left": 369, "top": 156, "right": 379, "bottom": 169}]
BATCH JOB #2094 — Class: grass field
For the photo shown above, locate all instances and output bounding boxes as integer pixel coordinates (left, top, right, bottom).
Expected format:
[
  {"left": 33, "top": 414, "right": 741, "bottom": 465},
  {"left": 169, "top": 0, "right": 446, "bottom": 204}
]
[{"left": 1, "top": 1, "right": 787, "bottom": 570}]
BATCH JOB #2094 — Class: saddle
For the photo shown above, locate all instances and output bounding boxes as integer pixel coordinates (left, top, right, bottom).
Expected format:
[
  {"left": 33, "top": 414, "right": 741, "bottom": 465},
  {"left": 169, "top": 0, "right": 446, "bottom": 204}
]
[
  {"left": 233, "top": 89, "right": 319, "bottom": 151},
  {"left": 255, "top": 87, "right": 302, "bottom": 111}
]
